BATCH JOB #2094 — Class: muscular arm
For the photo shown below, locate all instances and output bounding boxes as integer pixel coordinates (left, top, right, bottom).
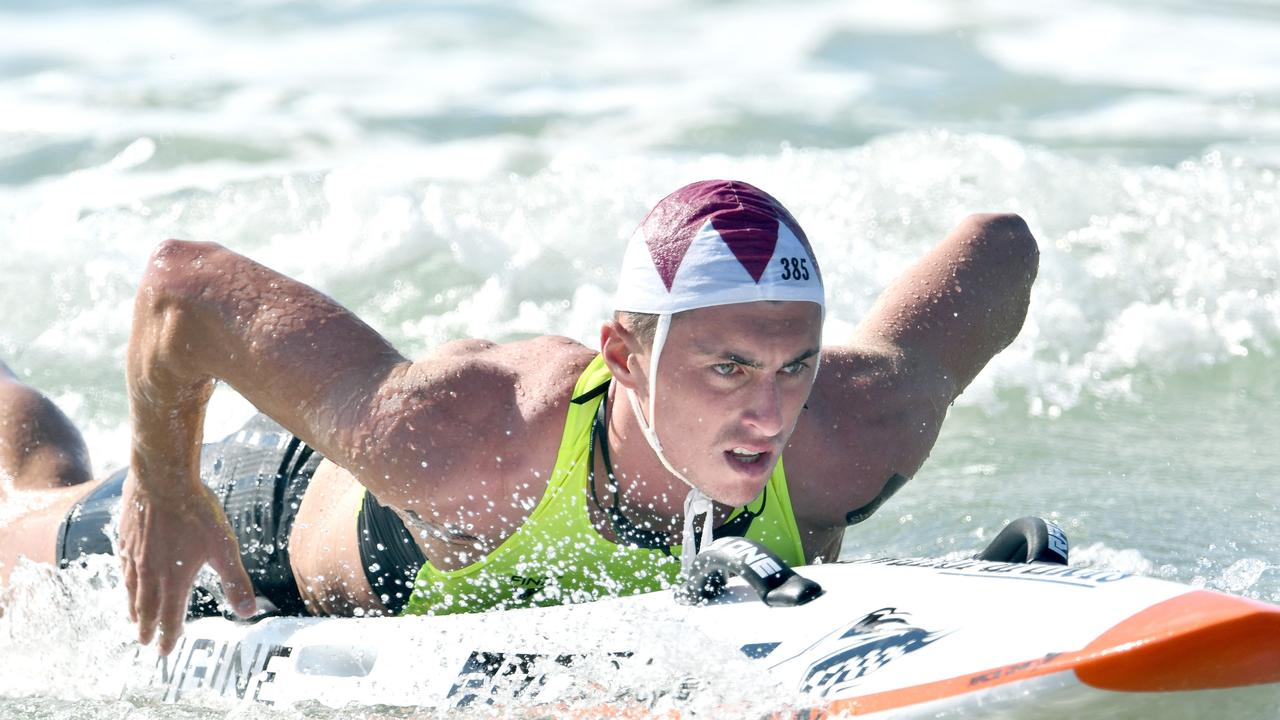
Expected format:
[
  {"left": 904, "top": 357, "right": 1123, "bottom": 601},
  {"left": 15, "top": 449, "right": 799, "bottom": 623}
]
[
  {"left": 126, "top": 240, "right": 526, "bottom": 505},
  {"left": 127, "top": 239, "right": 406, "bottom": 477},
  {"left": 853, "top": 213, "right": 1039, "bottom": 394},
  {"left": 788, "top": 214, "right": 1039, "bottom": 539},
  {"left": 120, "top": 239, "right": 528, "bottom": 651}
]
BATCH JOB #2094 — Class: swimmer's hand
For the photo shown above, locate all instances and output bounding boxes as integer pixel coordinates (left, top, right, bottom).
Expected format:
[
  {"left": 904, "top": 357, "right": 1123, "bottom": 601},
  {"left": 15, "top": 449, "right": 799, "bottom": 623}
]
[{"left": 117, "top": 472, "right": 257, "bottom": 656}]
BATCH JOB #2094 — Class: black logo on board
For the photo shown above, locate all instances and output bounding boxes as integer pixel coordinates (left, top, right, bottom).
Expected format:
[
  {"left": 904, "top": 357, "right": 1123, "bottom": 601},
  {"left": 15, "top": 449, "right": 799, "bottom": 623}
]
[{"left": 797, "top": 607, "right": 948, "bottom": 698}]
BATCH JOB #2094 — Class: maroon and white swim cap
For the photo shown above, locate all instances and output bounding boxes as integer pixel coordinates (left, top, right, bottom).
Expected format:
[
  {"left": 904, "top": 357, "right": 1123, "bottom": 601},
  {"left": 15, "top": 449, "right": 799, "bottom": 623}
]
[{"left": 615, "top": 179, "right": 824, "bottom": 315}]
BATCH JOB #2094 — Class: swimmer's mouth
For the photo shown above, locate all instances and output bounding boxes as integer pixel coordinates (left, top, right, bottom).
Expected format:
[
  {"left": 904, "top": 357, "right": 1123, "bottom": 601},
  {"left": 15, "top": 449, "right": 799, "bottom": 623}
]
[{"left": 728, "top": 447, "right": 768, "bottom": 464}]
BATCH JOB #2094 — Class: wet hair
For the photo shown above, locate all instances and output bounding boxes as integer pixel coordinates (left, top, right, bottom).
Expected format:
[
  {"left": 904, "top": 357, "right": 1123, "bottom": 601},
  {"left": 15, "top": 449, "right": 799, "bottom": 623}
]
[{"left": 615, "top": 310, "right": 659, "bottom": 347}]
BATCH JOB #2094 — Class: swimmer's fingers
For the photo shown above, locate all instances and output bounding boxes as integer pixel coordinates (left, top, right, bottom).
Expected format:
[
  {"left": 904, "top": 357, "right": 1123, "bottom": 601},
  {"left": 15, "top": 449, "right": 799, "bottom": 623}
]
[
  {"left": 118, "top": 477, "right": 223, "bottom": 653},
  {"left": 155, "top": 579, "right": 191, "bottom": 656},
  {"left": 208, "top": 527, "right": 257, "bottom": 618},
  {"left": 117, "top": 495, "right": 160, "bottom": 644},
  {"left": 121, "top": 553, "right": 139, "bottom": 624},
  {"left": 131, "top": 554, "right": 164, "bottom": 647},
  {"left": 138, "top": 545, "right": 203, "bottom": 654},
  {"left": 118, "top": 475, "right": 154, "bottom": 644}
]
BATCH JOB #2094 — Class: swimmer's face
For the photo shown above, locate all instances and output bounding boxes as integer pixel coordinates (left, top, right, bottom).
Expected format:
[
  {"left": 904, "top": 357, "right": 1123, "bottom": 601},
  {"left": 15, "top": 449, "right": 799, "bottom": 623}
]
[{"left": 632, "top": 301, "right": 822, "bottom": 506}]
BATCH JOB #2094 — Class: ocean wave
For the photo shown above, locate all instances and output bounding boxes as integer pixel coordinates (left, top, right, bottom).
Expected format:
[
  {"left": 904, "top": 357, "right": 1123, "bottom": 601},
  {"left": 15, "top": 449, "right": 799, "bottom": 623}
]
[{"left": 3, "top": 132, "right": 1278, "bottom": 454}]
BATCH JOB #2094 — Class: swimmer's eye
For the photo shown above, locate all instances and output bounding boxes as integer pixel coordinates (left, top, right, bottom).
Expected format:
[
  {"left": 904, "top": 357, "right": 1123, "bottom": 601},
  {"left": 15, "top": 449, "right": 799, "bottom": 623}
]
[
  {"left": 710, "top": 362, "right": 740, "bottom": 377},
  {"left": 780, "top": 361, "right": 810, "bottom": 376}
]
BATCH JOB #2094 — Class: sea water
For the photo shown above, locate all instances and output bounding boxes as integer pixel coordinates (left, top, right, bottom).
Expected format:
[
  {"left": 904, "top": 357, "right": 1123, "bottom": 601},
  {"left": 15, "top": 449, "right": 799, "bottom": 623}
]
[{"left": 0, "top": 0, "right": 1278, "bottom": 717}]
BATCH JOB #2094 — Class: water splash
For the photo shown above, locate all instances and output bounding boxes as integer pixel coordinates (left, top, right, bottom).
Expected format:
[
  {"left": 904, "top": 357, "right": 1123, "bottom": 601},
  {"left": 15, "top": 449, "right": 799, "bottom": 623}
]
[{"left": 0, "top": 557, "right": 136, "bottom": 701}]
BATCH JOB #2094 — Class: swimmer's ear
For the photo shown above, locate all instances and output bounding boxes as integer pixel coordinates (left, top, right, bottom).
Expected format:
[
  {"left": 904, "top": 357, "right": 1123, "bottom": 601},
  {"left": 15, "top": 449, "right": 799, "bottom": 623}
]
[{"left": 600, "top": 318, "right": 644, "bottom": 392}]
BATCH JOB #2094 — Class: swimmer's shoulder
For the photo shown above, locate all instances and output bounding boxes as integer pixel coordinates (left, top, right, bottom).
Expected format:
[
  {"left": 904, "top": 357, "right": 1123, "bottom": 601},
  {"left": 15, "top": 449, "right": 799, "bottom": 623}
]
[
  {"left": 418, "top": 334, "right": 595, "bottom": 399},
  {"left": 357, "top": 336, "right": 594, "bottom": 515},
  {"left": 810, "top": 340, "right": 957, "bottom": 418},
  {"left": 786, "top": 341, "right": 953, "bottom": 522},
  {"left": 403, "top": 335, "right": 596, "bottom": 447}
]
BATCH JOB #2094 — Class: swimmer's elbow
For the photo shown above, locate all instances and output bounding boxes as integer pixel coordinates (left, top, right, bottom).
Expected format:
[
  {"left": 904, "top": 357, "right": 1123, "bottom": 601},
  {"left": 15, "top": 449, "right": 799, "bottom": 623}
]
[
  {"left": 132, "top": 240, "right": 231, "bottom": 376},
  {"left": 962, "top": 213, "right": 1040, "bottom": 281},
  {"left": 141, "top": 239, "right": 227, "bottom": 300},
  {"left": 136, "top": 239, "right": 238, "bottom": 328}
]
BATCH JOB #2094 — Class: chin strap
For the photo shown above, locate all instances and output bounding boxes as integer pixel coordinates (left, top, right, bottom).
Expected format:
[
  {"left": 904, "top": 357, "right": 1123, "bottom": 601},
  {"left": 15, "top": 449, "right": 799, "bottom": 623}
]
[
  {"left": 622, "top": 385, "right": 695, "bottom": 489},
  {"left": 681, "top": 487, "right": 714, "bottom": 572},
  {"left": 624, "top": 384, "right": 713, "bottom": 572},
  {"left": 622, "top": 312, "right": 715, "bottom": 572}
]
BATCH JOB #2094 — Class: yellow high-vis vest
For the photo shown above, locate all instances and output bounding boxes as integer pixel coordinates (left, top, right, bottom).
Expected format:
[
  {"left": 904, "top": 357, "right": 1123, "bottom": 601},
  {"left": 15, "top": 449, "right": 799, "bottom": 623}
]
[{"left": 402, "top": 355, "right": 806, "bottom": 616}]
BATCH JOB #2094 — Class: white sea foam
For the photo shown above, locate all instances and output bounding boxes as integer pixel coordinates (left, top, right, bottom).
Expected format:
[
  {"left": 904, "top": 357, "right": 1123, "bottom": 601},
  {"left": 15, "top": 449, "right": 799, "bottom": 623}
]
[
  {"left": 3, "top": 132, "right": 1280, "bottom": 470},
  {"left": 0, "top": 557, "right": 137, "bottom": 701},
  {"left": 1214, "top": 557, "right": 1275, "bottom": 597}
]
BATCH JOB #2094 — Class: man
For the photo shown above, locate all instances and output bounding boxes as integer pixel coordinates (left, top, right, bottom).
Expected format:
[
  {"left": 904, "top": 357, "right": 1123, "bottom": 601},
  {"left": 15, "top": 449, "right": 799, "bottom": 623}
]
[{"left": 0, "top": 180, "right": 1038, "bottom": 656}]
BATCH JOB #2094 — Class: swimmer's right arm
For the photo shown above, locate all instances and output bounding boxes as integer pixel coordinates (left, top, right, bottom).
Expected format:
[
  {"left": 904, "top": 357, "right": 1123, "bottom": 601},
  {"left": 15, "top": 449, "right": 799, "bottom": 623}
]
[{"left": 120, "top": 239, "right": 524, "bottom": 653}]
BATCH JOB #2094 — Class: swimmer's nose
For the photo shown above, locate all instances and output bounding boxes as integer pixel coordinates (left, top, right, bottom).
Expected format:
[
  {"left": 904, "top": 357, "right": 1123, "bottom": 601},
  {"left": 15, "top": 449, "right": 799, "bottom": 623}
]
[{"left": 742, "top": 376, "right": 785, "bottom": 437}]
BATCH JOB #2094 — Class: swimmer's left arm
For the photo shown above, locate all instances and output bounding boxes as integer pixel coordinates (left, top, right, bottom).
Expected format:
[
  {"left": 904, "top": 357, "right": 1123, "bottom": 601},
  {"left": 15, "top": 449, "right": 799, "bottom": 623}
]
[
  {"left": 851, "top": 213, "right": 1039, "bottom": 395},
  {"left": 785, "top": 214, "right": 1038, "bottom": 536}
]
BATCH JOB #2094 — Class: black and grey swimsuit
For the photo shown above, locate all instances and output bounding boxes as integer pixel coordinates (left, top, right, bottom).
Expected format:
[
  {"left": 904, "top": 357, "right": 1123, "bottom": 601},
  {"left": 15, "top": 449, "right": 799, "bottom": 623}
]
[{"left": 56, "top": 414, "right": 426, "bottom": 616}]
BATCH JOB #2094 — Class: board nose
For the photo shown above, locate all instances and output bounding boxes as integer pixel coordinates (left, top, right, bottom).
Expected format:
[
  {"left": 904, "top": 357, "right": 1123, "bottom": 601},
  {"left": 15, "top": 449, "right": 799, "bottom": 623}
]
[{"left": 1074, "top": 589, "right": 1280, "bottom": 692}]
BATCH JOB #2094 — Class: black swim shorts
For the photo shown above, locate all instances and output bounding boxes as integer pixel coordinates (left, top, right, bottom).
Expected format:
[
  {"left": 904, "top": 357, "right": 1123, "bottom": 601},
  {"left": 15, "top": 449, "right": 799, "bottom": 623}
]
[{"left": 56, "top": 414, "right": 425, "bottom": 616}]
